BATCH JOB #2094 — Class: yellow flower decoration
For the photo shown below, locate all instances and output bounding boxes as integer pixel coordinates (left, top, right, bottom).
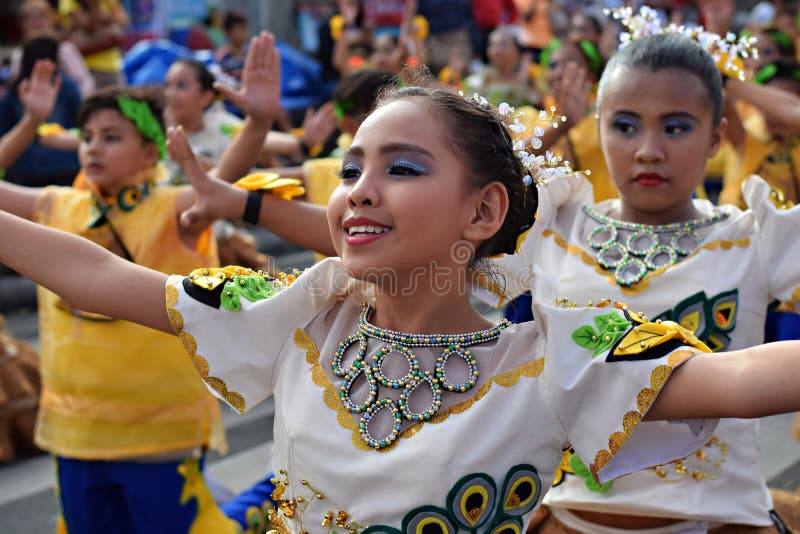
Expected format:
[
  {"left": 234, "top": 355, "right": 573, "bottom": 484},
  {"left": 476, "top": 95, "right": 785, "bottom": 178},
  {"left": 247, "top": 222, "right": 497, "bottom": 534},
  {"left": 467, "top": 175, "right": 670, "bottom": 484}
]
[{"left": 233, "top": 172, "right": 306, "bottom": 200}]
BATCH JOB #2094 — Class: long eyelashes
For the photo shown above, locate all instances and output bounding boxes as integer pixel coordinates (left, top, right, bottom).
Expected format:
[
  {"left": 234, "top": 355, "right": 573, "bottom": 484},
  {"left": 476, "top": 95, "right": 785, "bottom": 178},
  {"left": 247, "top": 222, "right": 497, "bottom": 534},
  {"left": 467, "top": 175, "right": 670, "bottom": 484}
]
[
  {"left": 336, "top": 163, "right": 361, "bottom": 180},
  {"left": 389, "top": 158, "right": 427, "bottom": 176},
  {"left": 337, "top": 159, "right": 428, "bottom": 180}
]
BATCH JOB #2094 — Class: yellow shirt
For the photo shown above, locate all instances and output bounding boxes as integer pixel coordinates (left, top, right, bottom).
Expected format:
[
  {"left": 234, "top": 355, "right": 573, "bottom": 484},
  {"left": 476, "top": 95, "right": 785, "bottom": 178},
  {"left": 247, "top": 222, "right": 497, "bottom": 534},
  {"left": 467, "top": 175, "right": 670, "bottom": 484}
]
[
  {"left": 59, "top": 0, "right": 123, "bottom": 73},
  {"left": 33, "top": 183, "right": 225, "bottom": 459},
  {"left": 719, "top": 112, "right": 800, "bottom": 208}
]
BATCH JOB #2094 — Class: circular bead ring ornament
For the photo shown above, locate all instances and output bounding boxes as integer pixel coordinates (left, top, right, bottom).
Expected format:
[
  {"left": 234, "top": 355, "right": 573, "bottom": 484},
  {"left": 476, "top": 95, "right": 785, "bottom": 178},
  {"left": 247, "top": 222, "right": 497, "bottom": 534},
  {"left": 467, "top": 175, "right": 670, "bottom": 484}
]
[
  {"left": 644, "top": 244, "right": 678, "bottom": 271},
  {"left": 670, "top": 229, "right": 700, "bottom": 256},
  {"left": 587, "top": 224, "right": 618, "bottom": 249},
  {"left": 583, "top": 205, "right": 727, "bottom": 287},
  {"left": 359, "top": 398, "right": 403, "bottom": 449},
  {"left": 596, "top": 242, "right": 626, "bottom": 269},
  {"left": 334, "top": 304, "right": 510, "bottom": 449},
  {"left": 372, "top": 343, "right": 419, "bottom": 389},
  {"left": 626, "top": 228, "right": 658, "bottom": 256},
  {"left": 397, "top": 370, "right": 442, "bottom": 421}
]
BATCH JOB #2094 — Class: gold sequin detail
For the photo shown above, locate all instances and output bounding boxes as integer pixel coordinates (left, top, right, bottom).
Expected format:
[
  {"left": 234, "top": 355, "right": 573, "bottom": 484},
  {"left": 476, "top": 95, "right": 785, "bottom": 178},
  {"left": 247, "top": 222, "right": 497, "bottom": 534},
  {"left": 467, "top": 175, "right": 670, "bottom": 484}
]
[
  {"left": 768, "top": 185, "right": 795, "bottom": 210},
  {"left": 165, "top": 277, "right": 247, "bottom": 414},
  {"left": 266, "top": 469, "right": 364, "bottom": 533},
  {"left": 648, "top": 436, "right": 728, "bottom": 483},
  {"left": 294, "top": 328, "right": 544, "bottom": 453},
  {"left": 543, "top": 229, "right": 750, "bottom": 295}
]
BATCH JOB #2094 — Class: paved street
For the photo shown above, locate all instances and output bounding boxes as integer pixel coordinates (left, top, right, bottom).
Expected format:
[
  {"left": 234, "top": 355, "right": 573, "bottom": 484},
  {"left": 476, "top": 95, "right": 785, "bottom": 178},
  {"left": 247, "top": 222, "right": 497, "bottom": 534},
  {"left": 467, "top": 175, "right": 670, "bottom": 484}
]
[{"left": 0, "top": 245, "right": 798, "bottom": 532}]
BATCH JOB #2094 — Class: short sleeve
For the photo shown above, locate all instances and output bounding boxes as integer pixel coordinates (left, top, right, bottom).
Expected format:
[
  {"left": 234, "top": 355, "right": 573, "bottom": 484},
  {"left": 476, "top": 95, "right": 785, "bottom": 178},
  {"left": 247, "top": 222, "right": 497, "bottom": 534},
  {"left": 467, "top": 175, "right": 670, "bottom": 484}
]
[
  {"left": 165, "top": 258, "right": 371, "bottom": 413},
  {"left": 742, "top": 175, "right": 800, "bottom": 305},
  {"left": 534, "top": 301, "right": 718, "bottom": 484},
  {"left": 485, "top": 172, "right": 594, "bottom": 306}
]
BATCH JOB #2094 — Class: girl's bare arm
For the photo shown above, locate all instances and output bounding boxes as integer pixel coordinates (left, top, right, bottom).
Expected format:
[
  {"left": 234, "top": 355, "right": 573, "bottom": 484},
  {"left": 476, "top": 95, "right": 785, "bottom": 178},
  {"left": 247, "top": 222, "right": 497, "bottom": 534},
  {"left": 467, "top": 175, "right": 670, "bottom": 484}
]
[
  {"left": 0, "top": 209, "right": 171, "bottom": 333},
  {"left": 646, "top": 341, "right": 800, "bottom": 420}
]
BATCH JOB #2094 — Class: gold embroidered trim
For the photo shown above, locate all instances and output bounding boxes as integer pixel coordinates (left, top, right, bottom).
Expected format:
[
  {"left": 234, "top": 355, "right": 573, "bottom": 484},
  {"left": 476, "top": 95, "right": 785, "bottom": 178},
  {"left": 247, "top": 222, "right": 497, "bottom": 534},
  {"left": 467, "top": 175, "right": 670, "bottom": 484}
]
[
  {"left": 588, "top": 355, "right": 701, "bottom": 481},
  {"left": 295, "top": 328, "right": 544, "bottom": 453},
  {"left": 543, "top": 229, "right": 750, "bottom": 295},
  {"left": 165, "top": 276, "right": 247, "bottom": 414}
]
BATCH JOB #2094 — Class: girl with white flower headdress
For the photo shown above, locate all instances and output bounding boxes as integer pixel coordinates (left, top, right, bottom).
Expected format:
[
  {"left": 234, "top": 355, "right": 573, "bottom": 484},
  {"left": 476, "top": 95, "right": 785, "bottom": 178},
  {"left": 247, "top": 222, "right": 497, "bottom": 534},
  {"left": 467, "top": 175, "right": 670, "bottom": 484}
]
[
  {"left": 485, "top": 10, "right": 800, "bottom": 533},
  {"left": 5, "top": 39, "right": 800, "bottom": 533}
]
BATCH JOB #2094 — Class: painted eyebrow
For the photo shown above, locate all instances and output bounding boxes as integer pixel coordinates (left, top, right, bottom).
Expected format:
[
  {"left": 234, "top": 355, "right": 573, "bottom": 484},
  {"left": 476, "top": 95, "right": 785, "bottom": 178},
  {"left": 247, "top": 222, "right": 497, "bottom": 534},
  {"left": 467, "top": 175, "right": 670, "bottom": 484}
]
[
  {"left": 611, "top": 110, "right": 699, "bottom": 123},
  {"left": 344, "top": 142, "right": 436, "bottom": 160}
]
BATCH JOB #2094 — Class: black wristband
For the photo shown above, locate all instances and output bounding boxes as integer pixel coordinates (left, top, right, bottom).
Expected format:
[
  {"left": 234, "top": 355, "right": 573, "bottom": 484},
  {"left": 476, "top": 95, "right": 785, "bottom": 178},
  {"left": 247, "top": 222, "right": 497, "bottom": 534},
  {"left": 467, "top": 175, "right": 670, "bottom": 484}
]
[{"left": 242, "top": 190, "right": 263, "bottom": 224}]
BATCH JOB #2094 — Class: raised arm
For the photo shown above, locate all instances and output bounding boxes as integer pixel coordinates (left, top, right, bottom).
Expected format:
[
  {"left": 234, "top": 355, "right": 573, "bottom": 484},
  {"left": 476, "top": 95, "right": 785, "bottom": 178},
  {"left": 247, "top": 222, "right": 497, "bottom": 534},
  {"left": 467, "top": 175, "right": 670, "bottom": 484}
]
[
  {"left": 725, "top": 79, "right": 800, "bottom": 131},
  {"left": 0, "top": 209, "right": 171, "bottom": 333},
  {"left": 0, "top": 60, "right": 60, "bottom": 170},
  {"left": 646, "top": 341, "right": 800, "bottom": 420},
  {"left": 212, "top": 32, "right": 282, "bottom": 183},
  {"left": 171, "top": 127, "right": 336, "bottom": 256}
]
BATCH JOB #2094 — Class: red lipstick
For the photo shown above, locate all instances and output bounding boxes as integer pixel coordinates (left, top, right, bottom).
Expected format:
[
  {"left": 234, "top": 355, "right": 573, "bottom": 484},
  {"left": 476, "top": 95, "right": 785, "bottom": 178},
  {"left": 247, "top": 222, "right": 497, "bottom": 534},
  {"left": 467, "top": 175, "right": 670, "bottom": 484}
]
[
  {"left": 634, "top": 172, "right": 666, "bottom": 186},
  {"left": 342, "top": 216, "right": 392, "bottom": 246}
]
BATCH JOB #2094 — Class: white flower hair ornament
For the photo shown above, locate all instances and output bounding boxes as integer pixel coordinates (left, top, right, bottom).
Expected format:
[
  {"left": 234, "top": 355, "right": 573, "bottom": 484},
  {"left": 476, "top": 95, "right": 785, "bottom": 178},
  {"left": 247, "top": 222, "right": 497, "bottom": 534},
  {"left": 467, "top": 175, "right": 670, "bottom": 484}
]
[
  {"left": 608, "top": 5, "right": 757, "bottom": 81},
  {"left": 458, "top": 91, "right": 591, "bottom": 255},
  {"left": 459, "top": 92, "right": 590, "bottom": 189}
]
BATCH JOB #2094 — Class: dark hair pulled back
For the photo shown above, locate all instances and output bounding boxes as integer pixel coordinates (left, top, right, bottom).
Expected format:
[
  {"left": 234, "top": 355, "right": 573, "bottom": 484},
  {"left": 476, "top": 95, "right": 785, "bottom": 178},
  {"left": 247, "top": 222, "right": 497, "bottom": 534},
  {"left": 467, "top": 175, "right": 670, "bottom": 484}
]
[{"left": 374, "top": 85, "right": 538, "bottom": 261}]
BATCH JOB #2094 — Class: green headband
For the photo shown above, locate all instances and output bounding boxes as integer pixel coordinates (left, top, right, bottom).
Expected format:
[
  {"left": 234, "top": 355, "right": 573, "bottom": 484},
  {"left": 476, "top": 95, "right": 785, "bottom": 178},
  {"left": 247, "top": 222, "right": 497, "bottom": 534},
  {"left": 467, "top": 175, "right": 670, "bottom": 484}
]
[
  {"left": 117, "top": 97, "right": 166, "bottom": 160},
  {"left": 540, "top": 39, "right": 603, "bottom": 78}
]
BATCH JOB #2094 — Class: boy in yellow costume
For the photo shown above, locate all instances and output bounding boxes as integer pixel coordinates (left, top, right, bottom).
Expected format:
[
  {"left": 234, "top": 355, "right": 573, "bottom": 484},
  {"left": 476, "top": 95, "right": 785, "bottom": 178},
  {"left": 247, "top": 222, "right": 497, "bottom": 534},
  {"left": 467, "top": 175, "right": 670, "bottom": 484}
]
[{"left": 0, "top": 33, "right": 285, "bottom": 534}]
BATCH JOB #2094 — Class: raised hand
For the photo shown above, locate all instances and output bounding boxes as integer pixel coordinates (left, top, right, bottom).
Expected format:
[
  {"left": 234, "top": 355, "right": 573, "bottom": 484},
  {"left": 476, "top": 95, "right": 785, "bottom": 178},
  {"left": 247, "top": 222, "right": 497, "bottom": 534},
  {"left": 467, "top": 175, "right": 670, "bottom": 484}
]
[
  {"left": 697, "top": 0, "right": 734, "bottom": 36},
  {"left": 213, "top": 32, "right": 282, "bottom": 125},
  {"left": 167, "top": 126, "right": 244, "bottom": 228},
  {"left": 18, "top": 59, "right": 61, "bottom": 124},
  {"left": 554, "top": 62, "right": 592, "bottom": 129},
  {"left": 300, "top": 102, "right": 337, "bottom": 151}
]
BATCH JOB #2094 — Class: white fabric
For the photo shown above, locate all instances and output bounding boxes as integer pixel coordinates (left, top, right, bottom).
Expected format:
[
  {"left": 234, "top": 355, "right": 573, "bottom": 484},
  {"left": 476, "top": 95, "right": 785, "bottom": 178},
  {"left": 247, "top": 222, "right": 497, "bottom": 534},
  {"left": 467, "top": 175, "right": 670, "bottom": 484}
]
[
  {"left": 550, "top": 508, "right": 713, "bottom": 534},
  {"left": 491, "top": 174, "right": 800, "bottom": 525},
  {"left": 167, "top": 258, "right": 715, "bottom": 533}
]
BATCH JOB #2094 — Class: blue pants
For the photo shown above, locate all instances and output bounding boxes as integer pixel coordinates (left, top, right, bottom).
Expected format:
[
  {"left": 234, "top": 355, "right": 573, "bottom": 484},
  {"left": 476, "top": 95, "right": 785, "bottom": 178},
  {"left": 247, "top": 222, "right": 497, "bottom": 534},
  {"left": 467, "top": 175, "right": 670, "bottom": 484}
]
[{"left": 55, "top": 455, "right": 235, "bottom": 534}]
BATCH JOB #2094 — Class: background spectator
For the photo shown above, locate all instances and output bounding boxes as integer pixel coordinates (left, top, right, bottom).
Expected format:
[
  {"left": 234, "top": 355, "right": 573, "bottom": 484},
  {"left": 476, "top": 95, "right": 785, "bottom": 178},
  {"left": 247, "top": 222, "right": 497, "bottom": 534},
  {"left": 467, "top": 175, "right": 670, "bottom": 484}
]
[
  {"left": 0, "top": 36, "right": 81, "bottom": 187},
  {"left": 10, "top": 0, "right": 95, "bottom": 98}
]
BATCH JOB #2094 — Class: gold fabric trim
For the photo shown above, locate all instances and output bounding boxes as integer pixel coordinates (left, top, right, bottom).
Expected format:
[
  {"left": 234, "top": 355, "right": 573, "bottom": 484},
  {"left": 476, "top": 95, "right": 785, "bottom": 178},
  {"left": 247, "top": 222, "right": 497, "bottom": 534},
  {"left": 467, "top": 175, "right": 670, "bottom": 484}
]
[
  {"left": 295, "top": 328, "right": 544, "bottom": 453},
  {"left": 588, "top": 357, "right": 701, "bottom": 482},
  {"left": 543, "top": 230, "right": 750, "bottom": 295},
  {"left": 165, "top": 278, "right": 247, "bottom": 414}
]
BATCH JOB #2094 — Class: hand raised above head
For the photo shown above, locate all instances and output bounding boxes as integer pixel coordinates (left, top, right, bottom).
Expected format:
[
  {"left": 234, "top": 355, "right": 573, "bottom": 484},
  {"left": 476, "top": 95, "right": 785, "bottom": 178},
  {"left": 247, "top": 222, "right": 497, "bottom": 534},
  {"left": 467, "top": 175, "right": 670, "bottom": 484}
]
[
  {"left": 19, "top": 59, "right": 61, "bottom": 124},
  {"left": 213, "top": 31, "right": 282, "bottom": 126}
]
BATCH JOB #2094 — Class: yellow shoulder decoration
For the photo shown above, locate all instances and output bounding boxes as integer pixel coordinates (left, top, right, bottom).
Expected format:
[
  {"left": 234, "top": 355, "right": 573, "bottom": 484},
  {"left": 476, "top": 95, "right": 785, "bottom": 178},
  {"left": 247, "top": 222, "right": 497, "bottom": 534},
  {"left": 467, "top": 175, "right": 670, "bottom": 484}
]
[
  {"left": 233, "top": 172, "right": 306, "bottom": 200},
  {"left": 613, "top": 312, "right": 711, "bottom": 358}
]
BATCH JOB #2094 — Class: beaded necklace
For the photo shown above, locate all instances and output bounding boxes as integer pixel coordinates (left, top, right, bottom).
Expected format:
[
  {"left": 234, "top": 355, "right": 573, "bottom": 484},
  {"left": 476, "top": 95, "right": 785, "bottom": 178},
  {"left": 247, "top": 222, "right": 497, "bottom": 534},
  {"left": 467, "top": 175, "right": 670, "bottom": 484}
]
[
  {"left": 583, "top": 205, "right": 728, "bottom": 287},
  {"left": 332, "top": 303, "right": 511, "bottom": 450}
]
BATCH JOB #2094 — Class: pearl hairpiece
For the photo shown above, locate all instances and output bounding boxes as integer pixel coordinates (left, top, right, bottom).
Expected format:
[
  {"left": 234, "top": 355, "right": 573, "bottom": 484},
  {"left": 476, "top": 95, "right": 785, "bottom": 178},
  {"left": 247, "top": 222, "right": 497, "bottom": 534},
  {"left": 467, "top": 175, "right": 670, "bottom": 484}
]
[
  {"left": 608, "top": 6, "right": 757, "bottom": 81},
  {"left": 458, "top": 91, "right": 589, "bottom": 187}
]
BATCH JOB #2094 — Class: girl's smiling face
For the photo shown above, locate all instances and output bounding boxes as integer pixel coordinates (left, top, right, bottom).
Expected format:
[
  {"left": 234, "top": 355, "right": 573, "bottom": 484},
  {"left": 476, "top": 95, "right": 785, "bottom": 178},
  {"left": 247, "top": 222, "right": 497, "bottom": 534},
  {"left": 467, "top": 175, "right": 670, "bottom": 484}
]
[
  {"left": 598, "top": 67, "right": 725, "bottom": 224},
  {"left": 79, "top": 109, "right": 159, "bottom": 197},
  {"left": 327, "top": 98, "right": 484, "bottom": 282}
]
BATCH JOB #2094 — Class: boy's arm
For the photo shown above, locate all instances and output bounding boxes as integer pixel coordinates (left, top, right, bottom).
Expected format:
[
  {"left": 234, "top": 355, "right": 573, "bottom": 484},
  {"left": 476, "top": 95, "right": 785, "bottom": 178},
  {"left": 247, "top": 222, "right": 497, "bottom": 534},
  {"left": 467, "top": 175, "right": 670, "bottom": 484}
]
[
  {"left": 212, "top": 32, "right": 282, "bottom": 183},
  {"left": 646, "top": 341, "right": 800, "bottom": 420},
  {"left": 0, "top": 209, "right": 172, "bottom": 333},
  {"left": 0, "top": 60, "right": 61, "bottom": 170}
]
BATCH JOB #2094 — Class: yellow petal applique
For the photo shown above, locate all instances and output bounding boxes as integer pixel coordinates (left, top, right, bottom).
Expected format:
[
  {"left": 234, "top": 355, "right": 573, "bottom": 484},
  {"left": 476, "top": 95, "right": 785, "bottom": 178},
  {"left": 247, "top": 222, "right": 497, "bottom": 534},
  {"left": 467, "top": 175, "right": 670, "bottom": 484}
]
[{"left": 233, "top": 173, "right": 306, "bottom": 200}]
